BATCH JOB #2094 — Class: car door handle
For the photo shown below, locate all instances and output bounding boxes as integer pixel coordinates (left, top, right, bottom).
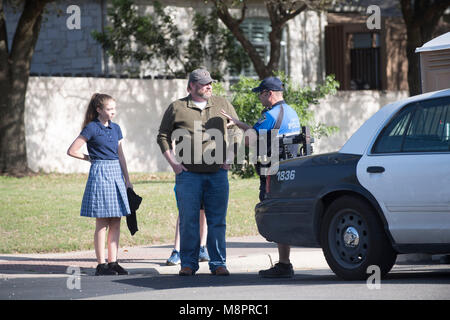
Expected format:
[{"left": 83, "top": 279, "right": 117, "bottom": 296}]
[{"left": 367, "top": 166, "right": 385, "bottom": 173}]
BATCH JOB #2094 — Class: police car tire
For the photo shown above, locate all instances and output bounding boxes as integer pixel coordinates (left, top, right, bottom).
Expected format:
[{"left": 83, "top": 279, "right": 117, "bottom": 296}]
[{"left": 320, "top": 195, "right": 397, "bottom": 281}]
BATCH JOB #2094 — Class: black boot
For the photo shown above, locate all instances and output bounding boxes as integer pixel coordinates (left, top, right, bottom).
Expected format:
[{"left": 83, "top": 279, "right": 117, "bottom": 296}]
[
  {"left": 259, "top": 262, "right": 294, "bottom": 278},
  {"left": 95, "top": 263, "right": 118, "bottom": 276},
  {"left": 108, "top": 261, "right": 129, "bottom": 275}
]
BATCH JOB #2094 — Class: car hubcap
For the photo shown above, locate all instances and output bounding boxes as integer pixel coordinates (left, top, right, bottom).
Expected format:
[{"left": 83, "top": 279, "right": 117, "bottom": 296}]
[
  {"left": 328, "top": 209, "right": 369, "bottom": 268},
  {"left": 343, "top": 227, "right": 359, "bottom": 248}
]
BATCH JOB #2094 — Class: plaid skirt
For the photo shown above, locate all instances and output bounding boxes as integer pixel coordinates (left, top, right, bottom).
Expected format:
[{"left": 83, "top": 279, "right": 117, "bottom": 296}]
[{"left": 80, "top": 160, "right": 131, "bottom": 218}]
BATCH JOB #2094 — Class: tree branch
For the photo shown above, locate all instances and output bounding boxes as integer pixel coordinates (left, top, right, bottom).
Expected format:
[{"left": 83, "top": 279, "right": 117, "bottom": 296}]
[
  {"left": 9, "top": 0, "right": 47, "bottom": 66},
  {"left": 279, "top": 4, "right": 307, "bottom": 26},
  {"left": 265, "top": 1, "right": 306, "bottom": 73},
  {"left": 420, "top": 1, "right": 450, "bottom": 27},
  {"left": 237, "top": 0, "right": 247, "bottom": 25},
  {"left": 401, "top": 0, "right": 450, "bottom": 27},
  {"left": 211, "top": 0, "right": 268, "bottom": 78},
  {"left": 400, "top": 0, "right": 413, "bottom": 25}
]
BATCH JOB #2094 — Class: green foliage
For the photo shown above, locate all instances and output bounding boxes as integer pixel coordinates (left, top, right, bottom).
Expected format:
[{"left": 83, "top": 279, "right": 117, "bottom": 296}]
[
  {"left": 277, "top": 72, "right": 340, "bottom": 139},
  {"left": 228, "top": 77, "right": 263, "bottom": 125},
  {"left": 230, "top": 73, "right": 340, "bottom": 138},
  {"left": 185, "top": 11, "right": 250, "bottom": 80},
  {"left": 92, "top": 0, "right": 249, "bottom": 78},
  {"left": 92, "top": 0, "right": 181, "bottom": 75},
  {"left": 217, "top": 73, "right": 340, "bottom": 178}
]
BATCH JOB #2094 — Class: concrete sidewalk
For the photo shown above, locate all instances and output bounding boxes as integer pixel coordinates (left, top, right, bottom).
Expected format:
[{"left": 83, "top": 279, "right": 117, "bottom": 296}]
[{"left": 0, "top": 235, "right": 329, "bottom": 278}]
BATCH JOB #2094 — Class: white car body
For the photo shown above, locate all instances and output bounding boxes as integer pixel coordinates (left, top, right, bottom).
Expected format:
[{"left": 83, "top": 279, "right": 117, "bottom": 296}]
[{"left": 341, "top": 89, "right": 450, "bottom": 245}]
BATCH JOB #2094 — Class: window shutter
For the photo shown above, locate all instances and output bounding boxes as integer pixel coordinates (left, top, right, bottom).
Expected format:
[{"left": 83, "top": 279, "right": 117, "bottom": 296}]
[{"left": 325, "top": 25, "right": 347, "bottom": 89}]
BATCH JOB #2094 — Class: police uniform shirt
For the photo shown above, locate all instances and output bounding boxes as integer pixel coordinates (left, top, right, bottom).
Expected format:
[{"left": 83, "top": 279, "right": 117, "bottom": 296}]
[{"left": 253, "top": 100, "right": 300, "bottom": 135}]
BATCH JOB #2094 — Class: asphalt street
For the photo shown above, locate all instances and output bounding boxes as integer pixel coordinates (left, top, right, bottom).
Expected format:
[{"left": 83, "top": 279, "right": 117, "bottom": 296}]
[
  {"left": 3, "top": 265, "right": 449, "bottom": 300},
  {"left": 1, "top": 235, "right": 449, "bottom": 301}
]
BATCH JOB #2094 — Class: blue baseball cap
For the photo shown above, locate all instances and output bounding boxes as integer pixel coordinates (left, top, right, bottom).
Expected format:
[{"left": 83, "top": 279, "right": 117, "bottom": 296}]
[{"left": 251, "top": 77, "right": 284, "bottom": 92}]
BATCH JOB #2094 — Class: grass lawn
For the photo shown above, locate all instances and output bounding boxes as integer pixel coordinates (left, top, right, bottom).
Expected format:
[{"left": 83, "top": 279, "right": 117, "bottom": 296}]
[{"left": 0, "top": 172, "right": 260, "bottom": 254}]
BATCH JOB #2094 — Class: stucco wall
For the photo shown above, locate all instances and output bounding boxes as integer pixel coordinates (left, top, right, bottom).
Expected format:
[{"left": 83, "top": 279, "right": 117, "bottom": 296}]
[
  {"left": 287, "top": 10, "right": 327, "bottom": 87},
  {"left": 25, "top": 77, "right": 186, "bottom": 173},
  {"left": 25, "top": 76, "right": 408, "bottom": 173}
]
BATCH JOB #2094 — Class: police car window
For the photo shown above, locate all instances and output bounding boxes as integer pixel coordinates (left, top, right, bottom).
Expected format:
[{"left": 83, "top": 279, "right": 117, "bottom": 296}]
[
  {"left": 372, "top": 106, "right": 414, "bottom": 153},
  {"left": 372, "top": 97, "right": 450, "bottom": 153},
  {"left": 403, "top": 98, "right": 450, "bottom": 152}
]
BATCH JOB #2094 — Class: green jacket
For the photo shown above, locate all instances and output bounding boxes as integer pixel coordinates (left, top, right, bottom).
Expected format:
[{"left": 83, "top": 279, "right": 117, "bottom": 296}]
[{"left": 157, "top": 95, "right": 241, "bottom": 173}]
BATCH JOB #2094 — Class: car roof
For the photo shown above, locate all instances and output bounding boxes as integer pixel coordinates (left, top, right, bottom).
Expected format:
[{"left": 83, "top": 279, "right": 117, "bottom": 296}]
[
  {"left": 415, "top": 32, "right": 450, "bottom": 53},
  {"left": 339, "top": 88, "right": 450, "bottom": 155}
]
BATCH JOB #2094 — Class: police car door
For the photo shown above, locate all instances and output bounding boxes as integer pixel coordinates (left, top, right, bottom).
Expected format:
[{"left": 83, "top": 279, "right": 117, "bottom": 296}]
[{"left": 357, "top": 97, "right": 450, "bottom": 245}]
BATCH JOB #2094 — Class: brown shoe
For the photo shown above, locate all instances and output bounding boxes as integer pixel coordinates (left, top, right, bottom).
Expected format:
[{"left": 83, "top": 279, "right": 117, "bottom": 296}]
[
  {"left": 211, "top": 266, "right": 230, "bottom": 276},
  {"left": 179, "top": 266, "right": 194, "bottom": 276}
]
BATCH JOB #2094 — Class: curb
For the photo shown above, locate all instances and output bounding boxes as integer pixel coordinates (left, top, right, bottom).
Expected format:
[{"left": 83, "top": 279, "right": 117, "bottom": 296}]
[{"left": 0, "top": 243, "right": 330, "bottom": 278}]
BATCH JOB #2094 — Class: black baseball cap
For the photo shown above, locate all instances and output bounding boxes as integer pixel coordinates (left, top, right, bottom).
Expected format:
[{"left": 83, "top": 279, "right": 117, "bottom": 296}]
[{"left": 251, "top": 77, "right": 284, "bottom": 92}]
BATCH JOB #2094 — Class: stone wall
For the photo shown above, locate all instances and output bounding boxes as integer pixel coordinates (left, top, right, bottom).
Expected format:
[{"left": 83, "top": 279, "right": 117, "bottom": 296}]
[
  {"left": 5, "top": 0, "right": 105, "bottom": 76},
  {"left": 5, "top": 0, "right": 324, "bottom": 84}
]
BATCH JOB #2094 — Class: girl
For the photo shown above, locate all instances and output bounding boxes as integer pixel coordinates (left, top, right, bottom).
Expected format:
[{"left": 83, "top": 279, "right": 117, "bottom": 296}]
[{"left": 67, "top": 93, "right": 132, "bottom": 276}]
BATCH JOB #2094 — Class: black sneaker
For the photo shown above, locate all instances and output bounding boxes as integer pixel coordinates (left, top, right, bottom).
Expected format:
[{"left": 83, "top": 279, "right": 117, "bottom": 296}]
[
  {"left": 95, "top": 263, "right": 118, "bottom": 276},
  {"left": 108, "top": 261, "right": 129, "bottom": 275},
  {"left": 259, "top": 262, "right": 294, "bottom": 278}
]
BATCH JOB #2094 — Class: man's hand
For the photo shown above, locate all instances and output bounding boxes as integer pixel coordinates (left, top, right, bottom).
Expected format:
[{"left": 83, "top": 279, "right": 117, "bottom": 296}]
[
  {"left": 163, "top": 149, "right": 188, "bottom": 175},
  {"left": 221, "top": 109, "right": 252, "bottom": 131},
  {"left": 221, "top": 109, "right": 237, "bottom": 128},
  {"left": 172, "top": 163, "right": 188, "bottom": 175}
]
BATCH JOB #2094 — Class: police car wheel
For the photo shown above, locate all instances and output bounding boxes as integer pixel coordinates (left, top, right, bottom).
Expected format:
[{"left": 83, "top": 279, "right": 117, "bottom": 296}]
[{"left": 320, "top": 195, "right": 397, "bottom": 281}]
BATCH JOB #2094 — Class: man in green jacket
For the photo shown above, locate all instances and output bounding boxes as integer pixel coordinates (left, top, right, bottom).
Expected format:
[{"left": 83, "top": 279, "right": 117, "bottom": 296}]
[{"left": 157, "top": 68, "right": 240, "bottom": 276}]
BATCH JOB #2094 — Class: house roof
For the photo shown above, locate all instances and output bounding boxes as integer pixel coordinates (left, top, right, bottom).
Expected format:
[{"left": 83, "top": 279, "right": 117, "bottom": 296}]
[
  {"left": 415, "top": 32, "right": 450, "bottom": 52},
  {"left": 330, "top": 0, "right": 402, "bottom": 17}
]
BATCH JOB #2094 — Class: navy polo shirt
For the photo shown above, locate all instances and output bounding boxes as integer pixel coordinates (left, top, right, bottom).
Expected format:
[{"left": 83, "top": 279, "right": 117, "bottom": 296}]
[{"left": 80, "top": 118, "right": 123, "bottom": 160}]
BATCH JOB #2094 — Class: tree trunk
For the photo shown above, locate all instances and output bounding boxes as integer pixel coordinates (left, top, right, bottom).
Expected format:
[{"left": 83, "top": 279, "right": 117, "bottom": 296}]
[
  {"left": 401, "top": 0, "right": 450, "bottom": 96},
  {"left": 213, "top": 0, "right": 269, "bottom": 79},
  {"left": 405, "top": 25, "right": 422, "bottom": 96},
  {"left": 267, "top": 26, "right": 283, "bottom": 75},
  {"left": 0, "top": 0, "right": 47, "bottom": 176},
  {"left": 213, "top": 0, "right": 305, "bottom": 79}
]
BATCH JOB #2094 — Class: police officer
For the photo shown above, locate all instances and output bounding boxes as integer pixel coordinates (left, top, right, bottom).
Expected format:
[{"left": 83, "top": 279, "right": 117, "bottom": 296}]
[{"left": 221, "top": 76, "right": 301, "bottom": 278}]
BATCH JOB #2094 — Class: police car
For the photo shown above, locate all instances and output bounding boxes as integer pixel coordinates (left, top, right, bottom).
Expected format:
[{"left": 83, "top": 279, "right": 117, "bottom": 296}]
[{"left": 255, "top": 89, "right": 450, "bottom": 280}]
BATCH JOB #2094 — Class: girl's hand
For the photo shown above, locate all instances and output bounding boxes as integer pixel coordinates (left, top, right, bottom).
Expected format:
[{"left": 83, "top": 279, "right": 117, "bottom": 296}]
[
  {"left": 67, "top": 135, "right": 88, "bottom": 160},
  {"left": 126, "top": 181, "right": 133, "bottom": 189}
]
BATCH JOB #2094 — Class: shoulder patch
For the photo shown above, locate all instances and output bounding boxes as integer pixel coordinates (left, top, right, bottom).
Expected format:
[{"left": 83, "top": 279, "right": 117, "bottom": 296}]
[{"left": 256, "top": 114, "right": 267, "bottom": 124}]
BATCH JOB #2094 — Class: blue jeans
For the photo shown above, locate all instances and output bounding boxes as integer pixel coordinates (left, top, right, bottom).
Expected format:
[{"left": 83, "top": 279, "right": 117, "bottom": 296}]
[{"left": 175, "top": 169, "right": 229, "bottom": 273}]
